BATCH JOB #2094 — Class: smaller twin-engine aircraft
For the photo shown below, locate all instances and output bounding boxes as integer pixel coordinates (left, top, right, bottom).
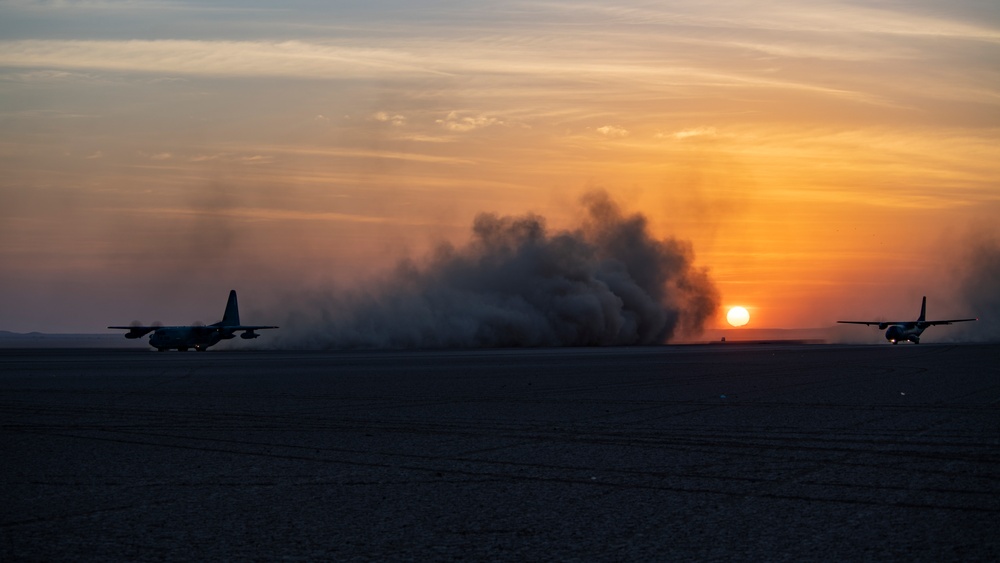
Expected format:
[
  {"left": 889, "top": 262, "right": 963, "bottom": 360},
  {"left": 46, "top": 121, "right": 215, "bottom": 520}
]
[
  {"left": 109, "top": 290, "right": 277, "bottom": 351},
  {"left": 838, "top": 296, "right": 976, "bottom": 344}
]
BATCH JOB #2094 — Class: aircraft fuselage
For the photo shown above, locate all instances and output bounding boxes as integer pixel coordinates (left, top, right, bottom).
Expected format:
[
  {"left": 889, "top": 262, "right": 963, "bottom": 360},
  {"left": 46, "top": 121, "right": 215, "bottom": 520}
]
[
  {"left": 148, "top": 326, "right": 239, "bottom": 352},
  {"left": 884, "top": 323, "right": 925, "bottom": 344}
]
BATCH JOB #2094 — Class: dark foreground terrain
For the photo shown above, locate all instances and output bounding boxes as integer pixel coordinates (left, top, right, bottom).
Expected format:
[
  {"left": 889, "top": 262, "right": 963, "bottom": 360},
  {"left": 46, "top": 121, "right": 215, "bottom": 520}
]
[{"left": 2, "top": 344, "right": 998, "bottom": 561}]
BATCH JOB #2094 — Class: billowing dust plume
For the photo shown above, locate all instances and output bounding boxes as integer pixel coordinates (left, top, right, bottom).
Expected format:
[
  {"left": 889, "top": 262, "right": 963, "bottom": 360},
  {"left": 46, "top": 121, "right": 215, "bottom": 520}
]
[
  {"left": 955, "top": 236, "right": 1000, "bottom": 341},
  {"left": 272, "top": 192, "right": 718, "bottom": 349}
]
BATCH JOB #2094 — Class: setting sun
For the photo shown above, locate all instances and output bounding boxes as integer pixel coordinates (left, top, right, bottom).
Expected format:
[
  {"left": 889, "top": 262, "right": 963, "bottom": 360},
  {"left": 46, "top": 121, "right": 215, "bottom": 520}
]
[{"left": 727, "top": 307, "right": 750, "bottom": 327}]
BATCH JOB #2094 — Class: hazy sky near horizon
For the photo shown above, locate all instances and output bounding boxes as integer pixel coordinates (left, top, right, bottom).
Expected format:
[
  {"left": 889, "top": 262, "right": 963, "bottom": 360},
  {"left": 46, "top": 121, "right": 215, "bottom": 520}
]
[{"left": 1, "top": 1, "right": 998, "bottom": 336}]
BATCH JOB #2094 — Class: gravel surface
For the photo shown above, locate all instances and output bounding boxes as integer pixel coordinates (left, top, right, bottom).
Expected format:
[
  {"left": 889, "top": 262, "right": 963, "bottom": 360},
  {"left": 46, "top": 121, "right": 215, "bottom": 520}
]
[{"left": 2, "top": 344, "right": 998, "bottom": 561}]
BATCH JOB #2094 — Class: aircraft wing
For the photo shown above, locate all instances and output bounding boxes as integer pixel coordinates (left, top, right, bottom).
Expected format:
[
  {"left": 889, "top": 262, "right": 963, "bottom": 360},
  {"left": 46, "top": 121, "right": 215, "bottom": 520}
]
[
  {"left": 108, "top": 326, "right": 160, "bottom": 339},
  {"left": 214, "top": 325, "right": 278, "bottom": 341},
  {"left": 836, "top": 321, "right": 908, "bottom": 326},
  {"left": 110, "top": 324, "right": 277, "bottom": 332},
  {"left": 109, "top": 325, "right": 215, "bottom": 330},
  {"left": 922, "top": 318, "right": 977, "bottom": 326}
]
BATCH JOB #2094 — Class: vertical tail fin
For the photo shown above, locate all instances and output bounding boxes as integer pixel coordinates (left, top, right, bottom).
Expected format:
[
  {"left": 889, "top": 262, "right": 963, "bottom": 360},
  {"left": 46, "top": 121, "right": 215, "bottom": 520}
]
[
  {"left": 918, "top": 296, "right": 926, "bottom": 322},
  {"left": 221, "top": 290, "right": 241, "bottom": 326}
]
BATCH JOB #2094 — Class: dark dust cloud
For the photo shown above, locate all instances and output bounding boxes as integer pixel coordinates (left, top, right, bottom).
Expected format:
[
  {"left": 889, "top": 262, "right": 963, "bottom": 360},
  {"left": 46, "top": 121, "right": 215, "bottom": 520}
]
[
  {"left": 273, "top": 192, "right": 719, "bottom": 349},
  {"left": 955, "top": 236, "right": 1000, "bottom": 341}
]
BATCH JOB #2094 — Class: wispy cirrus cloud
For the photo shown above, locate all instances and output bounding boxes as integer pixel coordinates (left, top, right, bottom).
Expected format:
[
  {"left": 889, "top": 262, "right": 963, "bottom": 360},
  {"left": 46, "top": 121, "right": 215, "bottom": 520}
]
[
  {"left": 595, "top": 125, "right": 628, "bottom": 138},
  {"left": 550, "top": 2, "right": 1000, "bottom": 41},
  {"left": 436, "top": 112, "right": 503, "bottom": 133},
  {"left": 0, "top": 39, "right": 452, "bottom": 78},
  {"left": 660, "top": 127, "right": 718, "bottom": 140},
  {"left": 373, "top": 112, "right": 407, "bottom": 126}
]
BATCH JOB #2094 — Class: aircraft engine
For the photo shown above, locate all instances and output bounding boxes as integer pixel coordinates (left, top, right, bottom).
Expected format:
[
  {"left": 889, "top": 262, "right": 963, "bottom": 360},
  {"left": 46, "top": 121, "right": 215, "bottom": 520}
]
[
  {"left": 126, "top": 328, "right": 153, "bottom": 339},
  {"left": 241, "top": 330, "right": 259, "bottom": 339},
  {"left": 878, "top": 323, "right": 889, "bottom": 330}
]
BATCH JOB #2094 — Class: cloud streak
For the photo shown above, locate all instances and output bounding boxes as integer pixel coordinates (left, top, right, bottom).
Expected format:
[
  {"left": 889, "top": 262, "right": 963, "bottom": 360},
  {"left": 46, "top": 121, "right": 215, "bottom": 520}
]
[{"left": 0, "top": 39, "right": 451, "bottom": 78}]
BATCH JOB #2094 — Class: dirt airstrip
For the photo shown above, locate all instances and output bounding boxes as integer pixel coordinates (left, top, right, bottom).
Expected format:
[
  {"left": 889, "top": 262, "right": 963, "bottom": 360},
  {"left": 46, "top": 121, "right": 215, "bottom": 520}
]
[{"left": 2, "top": 344, "right": 998, "bottom": 561}]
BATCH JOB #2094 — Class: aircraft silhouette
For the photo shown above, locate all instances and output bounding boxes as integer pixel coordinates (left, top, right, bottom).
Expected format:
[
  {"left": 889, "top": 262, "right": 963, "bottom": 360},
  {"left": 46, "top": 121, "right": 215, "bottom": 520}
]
[
  {"left": 109, "top": 290, "right": 277, "bottom": 351},
  {"left": 838, "top": 296, "right": 976, "bottom": 344}
]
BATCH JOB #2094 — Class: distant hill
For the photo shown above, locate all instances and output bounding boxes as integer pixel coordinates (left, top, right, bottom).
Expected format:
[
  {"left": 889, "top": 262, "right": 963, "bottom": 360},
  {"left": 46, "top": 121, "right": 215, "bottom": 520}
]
[
  {"left": 0, "top": 331, "right": 130, "bottom": 348},
  {"left": 692, "top": 327, "right": 833, "bottom": 344}
]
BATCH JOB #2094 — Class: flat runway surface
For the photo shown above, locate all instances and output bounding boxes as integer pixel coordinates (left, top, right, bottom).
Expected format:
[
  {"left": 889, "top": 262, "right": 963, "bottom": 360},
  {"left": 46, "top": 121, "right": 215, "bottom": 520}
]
[{"left": 2, "top": 344, "right": 999, "bottom": 561}]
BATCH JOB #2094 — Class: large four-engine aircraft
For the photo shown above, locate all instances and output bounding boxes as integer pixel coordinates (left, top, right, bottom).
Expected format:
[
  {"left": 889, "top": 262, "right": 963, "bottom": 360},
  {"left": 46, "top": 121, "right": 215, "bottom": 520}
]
[
  {"left": 109, "top": 290, "right": 277, "bottom": 351},
  {"left": 838, "top": 296, "right": 976, "bottom": 344}
]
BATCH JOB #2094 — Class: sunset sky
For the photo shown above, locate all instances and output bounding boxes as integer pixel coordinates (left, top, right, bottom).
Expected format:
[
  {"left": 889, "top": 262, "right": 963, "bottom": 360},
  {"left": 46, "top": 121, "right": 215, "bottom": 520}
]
[{"left": 1, "top": 1, "right": 998, "bottom": 337}]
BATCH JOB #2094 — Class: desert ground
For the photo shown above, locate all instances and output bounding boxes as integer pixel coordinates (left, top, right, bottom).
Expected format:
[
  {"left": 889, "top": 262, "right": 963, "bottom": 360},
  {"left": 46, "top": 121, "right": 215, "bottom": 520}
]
[{"left": 2, "top": 344, "right": 998, "bottom": 561}]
